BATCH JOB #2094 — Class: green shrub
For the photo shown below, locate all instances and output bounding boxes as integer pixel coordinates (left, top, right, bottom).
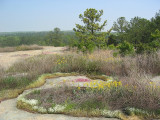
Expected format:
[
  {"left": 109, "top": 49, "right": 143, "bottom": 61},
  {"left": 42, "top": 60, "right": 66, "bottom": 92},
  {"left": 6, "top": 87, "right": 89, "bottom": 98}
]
[
  {"left": 108, "top": 44, "right": 116, "bottom": 50},
  {"left": 149, "top": 40, "right": 160, "bottom": 51},
  {"left": 79, "top": 99, "right": 105, "bottom": 110},
  {"left": 77, "top": 40, "right": 96, "bottom": 53},
  {"left": 0, "top": 76, "right": 32, "bottom": 90},
  {"left": 117, "top": 41, "right": 135, "bottom": 56},
  {"left": 33, "top": 90, "right": 40, "bottom": 94}
]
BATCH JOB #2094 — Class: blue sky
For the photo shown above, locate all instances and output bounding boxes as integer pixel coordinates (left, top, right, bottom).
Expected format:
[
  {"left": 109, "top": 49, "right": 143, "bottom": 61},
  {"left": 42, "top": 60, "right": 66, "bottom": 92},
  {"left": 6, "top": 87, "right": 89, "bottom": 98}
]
[{"left": 0, "top": 0, "right": 160, "bottom": 32}]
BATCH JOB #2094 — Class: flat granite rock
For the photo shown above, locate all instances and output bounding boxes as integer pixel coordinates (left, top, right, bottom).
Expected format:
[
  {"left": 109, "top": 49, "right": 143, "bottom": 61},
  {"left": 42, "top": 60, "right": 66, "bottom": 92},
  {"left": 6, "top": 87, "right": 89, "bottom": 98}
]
[
  {"left": 151, "top": 76, "right": 160, "bottom": 85},
  {"left": 0, "top": 99, "right": 118, "bottom": 120},
  {"left": 22, "top": 76, "right": 108, "bottom": 94}
]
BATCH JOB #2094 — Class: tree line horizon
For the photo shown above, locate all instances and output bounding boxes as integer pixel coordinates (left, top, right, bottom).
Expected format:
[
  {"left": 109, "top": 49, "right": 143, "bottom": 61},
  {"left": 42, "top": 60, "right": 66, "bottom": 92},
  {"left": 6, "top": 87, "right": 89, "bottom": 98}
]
[{"left": 0, "top": 8, "right": 160, "bottom": 55}]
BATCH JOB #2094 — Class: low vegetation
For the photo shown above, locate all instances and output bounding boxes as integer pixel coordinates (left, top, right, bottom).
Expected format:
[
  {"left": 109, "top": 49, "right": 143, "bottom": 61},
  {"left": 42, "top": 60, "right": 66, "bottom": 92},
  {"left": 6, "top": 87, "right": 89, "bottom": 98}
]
[
  {"left": 0, "top": 49, "right": 160, "bottom": 119},
  {"left": 17, "top": 83, "right": 160, "bottom": 119},
  {"left": 0, "top": 45, "right": 43, "bottom": 52}
]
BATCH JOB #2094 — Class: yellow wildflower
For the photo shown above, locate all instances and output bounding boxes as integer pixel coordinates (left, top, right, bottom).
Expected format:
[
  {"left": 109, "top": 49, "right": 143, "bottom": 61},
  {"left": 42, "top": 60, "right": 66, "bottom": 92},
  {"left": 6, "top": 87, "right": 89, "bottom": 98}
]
[
  {"left": 63, "top": 80, "right": 66, "bottom": 82},
  {"left": 77, "top": 87, "right": 80, "bottom": 90}
]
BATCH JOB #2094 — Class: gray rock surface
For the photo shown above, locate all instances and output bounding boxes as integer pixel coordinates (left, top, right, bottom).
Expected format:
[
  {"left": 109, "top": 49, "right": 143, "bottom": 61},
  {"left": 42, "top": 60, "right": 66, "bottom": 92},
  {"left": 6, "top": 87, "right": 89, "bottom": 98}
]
[
  {"left": 0, "top": 99, "right": 118, "bottom": 120},
  {"left": 151, "top": 76, "right": 160, "bottom": 85}
]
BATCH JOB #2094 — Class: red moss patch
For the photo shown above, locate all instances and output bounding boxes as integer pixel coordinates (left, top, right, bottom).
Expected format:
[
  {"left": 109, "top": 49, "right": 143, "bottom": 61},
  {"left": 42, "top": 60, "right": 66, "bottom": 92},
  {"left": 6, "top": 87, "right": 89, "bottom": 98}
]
[{"left": 73, "top": 78, "right": 91, "bottom": 82}]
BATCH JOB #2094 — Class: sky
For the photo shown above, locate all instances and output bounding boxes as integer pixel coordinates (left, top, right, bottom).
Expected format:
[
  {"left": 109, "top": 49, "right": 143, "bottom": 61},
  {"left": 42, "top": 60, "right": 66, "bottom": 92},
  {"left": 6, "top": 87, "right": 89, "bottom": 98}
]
[{"left": 0, "top": 0, "right": 160, "bottom": 32}]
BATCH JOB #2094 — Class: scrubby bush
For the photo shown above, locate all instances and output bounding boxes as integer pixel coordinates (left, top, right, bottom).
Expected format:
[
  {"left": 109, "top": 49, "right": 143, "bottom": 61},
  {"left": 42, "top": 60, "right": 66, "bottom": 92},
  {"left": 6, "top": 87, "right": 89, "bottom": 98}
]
[
  {"left": 117, "top": 41, "right": 135, "bottom": 56},
  {"left": 108, "top": 44, "right": 116, "bottom": 50}
]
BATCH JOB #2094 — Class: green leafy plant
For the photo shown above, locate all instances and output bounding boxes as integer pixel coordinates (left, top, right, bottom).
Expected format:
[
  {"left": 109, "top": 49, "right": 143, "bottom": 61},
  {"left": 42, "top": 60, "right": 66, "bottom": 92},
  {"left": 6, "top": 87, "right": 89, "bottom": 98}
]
[
  {"left": 117, "top": 41, "right": 134, "bottom": 56},
  {"left": 108, "top": 44, "right": 116, "bottom": 50}
]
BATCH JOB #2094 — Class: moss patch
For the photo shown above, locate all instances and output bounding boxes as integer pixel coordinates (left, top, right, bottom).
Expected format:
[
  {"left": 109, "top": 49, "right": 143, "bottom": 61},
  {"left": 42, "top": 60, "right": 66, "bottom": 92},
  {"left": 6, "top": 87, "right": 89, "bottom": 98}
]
[{"left": 0, "top": 72, "right": 79, "bottom": 101}]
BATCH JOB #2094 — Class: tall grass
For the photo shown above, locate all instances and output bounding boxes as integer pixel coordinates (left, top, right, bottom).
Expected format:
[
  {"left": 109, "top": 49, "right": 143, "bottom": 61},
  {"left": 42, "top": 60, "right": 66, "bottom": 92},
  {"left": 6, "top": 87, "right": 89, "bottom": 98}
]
[
  {"left": 5, "top": 50, "right": 160, "bottom": 87},
  {"left": 8, "top": 50, "right": 160, "bottom": 77}
]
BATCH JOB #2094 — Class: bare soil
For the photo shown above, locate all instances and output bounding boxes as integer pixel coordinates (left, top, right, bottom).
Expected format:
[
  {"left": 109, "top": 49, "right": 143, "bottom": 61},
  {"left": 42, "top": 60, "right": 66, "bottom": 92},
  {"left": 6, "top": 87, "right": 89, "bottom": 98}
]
[{"left": 0, "top": 46, "right": 66, "bottom": 69}]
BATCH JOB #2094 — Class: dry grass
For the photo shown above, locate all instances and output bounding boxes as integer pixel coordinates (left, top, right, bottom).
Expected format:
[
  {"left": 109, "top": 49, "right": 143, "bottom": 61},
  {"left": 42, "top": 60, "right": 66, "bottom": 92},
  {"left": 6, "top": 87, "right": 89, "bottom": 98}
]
[
  {"left": 108, "top": 78, "right": 160, "bottom": 112},
  {"left": 7, "top": 51, "right": 122, "bottom": 76},
  {"left": 0, "top": 44, "right": 43, "bottom": 52},
  {"left": 135, "top": 53, "right": 160, "bottom": 75},
  {"left": 5, "top": 50, "right": 160, "bottom": 92},
  {"left": 0, "top": 49, "right": 160, "bottom": 119},
  {"left": 5, "top": 49, "right": 160, "bottom": 80}
]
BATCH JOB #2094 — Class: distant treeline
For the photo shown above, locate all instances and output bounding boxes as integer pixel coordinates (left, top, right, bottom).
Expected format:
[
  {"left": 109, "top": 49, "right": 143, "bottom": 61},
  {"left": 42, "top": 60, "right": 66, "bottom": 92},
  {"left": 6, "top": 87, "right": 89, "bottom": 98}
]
[
  {"left": 0, "top": 9, "right": 160, "bottom": 55},
  {"left": 0, "top": 30, "right": 77, "bottom": 47}
]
